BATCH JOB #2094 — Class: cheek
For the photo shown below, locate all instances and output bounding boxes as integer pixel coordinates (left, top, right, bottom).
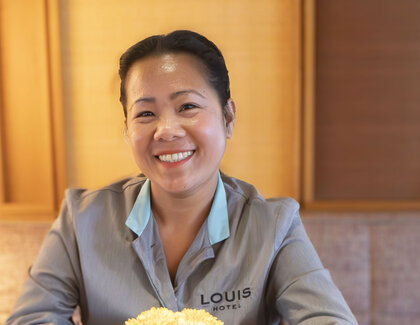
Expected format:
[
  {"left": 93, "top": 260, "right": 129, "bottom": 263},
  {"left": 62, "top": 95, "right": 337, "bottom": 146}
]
[
  {"left": 127, "top": 126, "right": 151, "bottom": 156},
  {"left": 194, "top": 116, "right": 227, "bottom": 151}
]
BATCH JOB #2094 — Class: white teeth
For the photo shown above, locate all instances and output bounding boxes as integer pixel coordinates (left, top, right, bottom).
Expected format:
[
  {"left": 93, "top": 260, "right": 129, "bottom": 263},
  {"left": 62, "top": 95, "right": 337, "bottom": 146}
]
[{"left": 158, "top": 151, "right": 193, "bottom": 163}]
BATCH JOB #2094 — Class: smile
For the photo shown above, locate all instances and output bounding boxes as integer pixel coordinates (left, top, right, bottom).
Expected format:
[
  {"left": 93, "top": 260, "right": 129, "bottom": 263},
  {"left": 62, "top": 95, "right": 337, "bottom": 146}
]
[{"left": 157, "top": 151, "right": 194, "bottom": 163}]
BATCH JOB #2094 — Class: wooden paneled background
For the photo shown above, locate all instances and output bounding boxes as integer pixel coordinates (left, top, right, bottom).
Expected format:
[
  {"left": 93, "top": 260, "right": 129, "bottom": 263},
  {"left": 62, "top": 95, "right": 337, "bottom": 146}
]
[
  {"left": 0, "top": 0, "right": 65, "bottom": 220},
  {"left": 303, "top": 0, "right": 420, "bottom": 210},
  {"left": 315, "top": 0, "right": 420, "bottom": 201},
  {"left": 60, "top": 0, "right": 302, "bottom": 198},
  {"left": 1, "top": 0, "right": 302, "bottom": 219},
  {"left": 2, "top": 0, "right": 420, "bottom": 219}
]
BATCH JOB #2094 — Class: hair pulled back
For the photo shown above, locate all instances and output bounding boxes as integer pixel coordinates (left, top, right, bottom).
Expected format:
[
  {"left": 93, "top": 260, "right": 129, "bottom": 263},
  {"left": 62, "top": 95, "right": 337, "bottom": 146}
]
[{"left": 119, "top": 30, "right": 231, "bottom": 118}]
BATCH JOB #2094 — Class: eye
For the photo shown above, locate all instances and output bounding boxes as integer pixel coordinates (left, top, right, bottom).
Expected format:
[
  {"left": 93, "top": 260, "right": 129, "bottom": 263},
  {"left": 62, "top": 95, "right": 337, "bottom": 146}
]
[
  {"left": 180, "top": 103, "right": 199, "bottom": 111},
  {"left": 136, "top": 111, "right": 154, "bottom": 118}
]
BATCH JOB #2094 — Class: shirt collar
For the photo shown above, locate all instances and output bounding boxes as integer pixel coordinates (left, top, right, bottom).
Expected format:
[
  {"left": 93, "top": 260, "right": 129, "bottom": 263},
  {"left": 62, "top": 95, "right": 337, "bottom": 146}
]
[
  {"left": 125, "top": 173, "right": 230, "bottom": 245},
  {"left": 125, "top": 178, "right": 151, "bottom": 238}
]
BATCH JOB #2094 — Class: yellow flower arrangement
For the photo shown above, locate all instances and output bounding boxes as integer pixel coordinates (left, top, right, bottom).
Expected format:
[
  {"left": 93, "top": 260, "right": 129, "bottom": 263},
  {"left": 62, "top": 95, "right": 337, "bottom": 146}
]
[{"left": 125, "top": 307, "right": 224, "bottom": 325}]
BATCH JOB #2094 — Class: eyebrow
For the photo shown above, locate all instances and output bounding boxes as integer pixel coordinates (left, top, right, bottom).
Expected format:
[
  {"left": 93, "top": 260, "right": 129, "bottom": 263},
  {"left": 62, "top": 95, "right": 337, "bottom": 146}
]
[
  {"left": 170, "top": 89, "right": 206, "bottom": 100},
  {"left": 129, "top": 89, "right": 206, "bottom": 111}
]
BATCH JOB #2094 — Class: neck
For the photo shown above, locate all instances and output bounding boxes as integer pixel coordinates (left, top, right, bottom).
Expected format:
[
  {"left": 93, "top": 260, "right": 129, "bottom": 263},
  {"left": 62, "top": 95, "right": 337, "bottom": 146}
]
[{"left": 150, "top": 174, "right": 219, "bottom": 229}]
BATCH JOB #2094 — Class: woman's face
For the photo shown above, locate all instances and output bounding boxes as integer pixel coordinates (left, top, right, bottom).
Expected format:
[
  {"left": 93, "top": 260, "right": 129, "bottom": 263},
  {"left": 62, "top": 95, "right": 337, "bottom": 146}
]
[{"left": 125, "top": 53, "right": 235, "bottom": 197}]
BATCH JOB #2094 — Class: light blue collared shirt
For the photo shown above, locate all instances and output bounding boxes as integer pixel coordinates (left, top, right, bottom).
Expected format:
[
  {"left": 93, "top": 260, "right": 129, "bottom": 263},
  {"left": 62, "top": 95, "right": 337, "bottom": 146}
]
[{"left": 125, "top": 173, "right": 230, "bottom": 245}]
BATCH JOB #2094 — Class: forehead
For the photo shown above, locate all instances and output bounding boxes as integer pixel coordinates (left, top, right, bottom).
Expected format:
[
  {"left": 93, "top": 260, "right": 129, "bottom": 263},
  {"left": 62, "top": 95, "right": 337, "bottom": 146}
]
[{"left": 125, "top": 53, "right": 209, "bottom": 92}]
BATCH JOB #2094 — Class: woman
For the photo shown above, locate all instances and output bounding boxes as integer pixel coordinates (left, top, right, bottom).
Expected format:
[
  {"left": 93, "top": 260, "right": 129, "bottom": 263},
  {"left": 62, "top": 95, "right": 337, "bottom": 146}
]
[{"left": 7, "top": 30, "right": 357, "bottom": 325}]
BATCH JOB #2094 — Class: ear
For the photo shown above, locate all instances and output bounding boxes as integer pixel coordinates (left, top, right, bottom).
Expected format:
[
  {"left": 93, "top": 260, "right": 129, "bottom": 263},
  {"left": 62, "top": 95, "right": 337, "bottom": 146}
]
[{"left": 224, "top": 99, "right": 236, "bottom": 139}]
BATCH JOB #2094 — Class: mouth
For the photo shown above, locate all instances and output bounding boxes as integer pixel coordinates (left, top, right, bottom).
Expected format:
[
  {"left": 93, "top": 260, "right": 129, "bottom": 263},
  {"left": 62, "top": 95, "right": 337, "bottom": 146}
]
[{"left": 156, "top": 150, "right": 194, "bottom": 163}]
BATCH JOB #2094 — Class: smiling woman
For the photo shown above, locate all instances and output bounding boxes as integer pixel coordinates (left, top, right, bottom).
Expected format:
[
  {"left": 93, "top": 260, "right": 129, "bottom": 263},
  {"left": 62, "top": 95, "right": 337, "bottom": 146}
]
[
  {"left": 124, "top": 51, "right": 235, "bottom": 280},
  {"left": 124, "top": 54, "right": 234, "bottom": 199},
  {"left": 6, "top": 31, "right": 357, "bottom": 325}
]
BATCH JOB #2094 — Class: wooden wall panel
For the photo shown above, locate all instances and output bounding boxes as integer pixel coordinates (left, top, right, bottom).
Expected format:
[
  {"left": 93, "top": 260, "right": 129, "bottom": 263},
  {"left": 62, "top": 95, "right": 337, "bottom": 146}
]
[
  {"left": 303, "top": 0, "right": 420, "bottom": 210},
  {"left": 0, "top": 20, "right": 5, "bottom": 202},
  {"left": 60, "top": 0, "right": 302, "bottom": 199},
  {"left": 46, "top": 0, "right": 67, "bottom": 209},
  {"left": 0, "top": 0, "right": 54, "bottom": 205},
  {"left": 315, "top": 0, "right": 420, "bottom": 202},
  {"left": 0, "top": 0, "right": 65, "bottom": 219}
]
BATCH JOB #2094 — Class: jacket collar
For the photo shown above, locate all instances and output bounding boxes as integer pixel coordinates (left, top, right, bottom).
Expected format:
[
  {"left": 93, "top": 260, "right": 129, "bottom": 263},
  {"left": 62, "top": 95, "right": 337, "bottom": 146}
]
[{"left": 125, "top": 172, "right": 230, "bottom": 245}]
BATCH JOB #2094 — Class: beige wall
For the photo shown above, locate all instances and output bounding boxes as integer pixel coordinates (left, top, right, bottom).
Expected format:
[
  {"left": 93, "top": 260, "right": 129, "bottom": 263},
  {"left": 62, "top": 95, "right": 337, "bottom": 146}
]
[{"left": 60, "top": 0, "right": 301, "bottom": 198}]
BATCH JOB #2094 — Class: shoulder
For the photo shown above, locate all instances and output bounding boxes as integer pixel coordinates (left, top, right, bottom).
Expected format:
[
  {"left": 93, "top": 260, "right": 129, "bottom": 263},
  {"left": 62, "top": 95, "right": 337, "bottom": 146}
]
[
  {"left": 65, "top": 174, "right": 145, "bottom": 202},
  {"left": 221, "top": 172, "right": 299, "bottom": 215},
  {"left": 221, "top": 172, "right": 301, "bottom": 246},
  {"left": 61, "top": 175, "right": 147, "bottom": 222}
]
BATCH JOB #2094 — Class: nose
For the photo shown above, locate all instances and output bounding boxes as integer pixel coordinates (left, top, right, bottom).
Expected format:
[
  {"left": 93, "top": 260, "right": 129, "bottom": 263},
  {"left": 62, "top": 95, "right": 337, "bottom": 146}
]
[{"left": 153, "top": 115, "right": 186, "bottom": 141}]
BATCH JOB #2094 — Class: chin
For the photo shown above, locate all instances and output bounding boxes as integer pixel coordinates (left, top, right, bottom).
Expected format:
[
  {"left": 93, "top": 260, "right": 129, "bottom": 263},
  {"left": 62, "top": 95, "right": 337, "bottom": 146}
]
[
  {"left": 165, "top": 185, "right": 196, "bottom": 198},
  {"left": 159, "top": 178, "right": 194, "bottom": 194},
  {"left": 152, "top": 171, "right": 218, "bottom": 197}
]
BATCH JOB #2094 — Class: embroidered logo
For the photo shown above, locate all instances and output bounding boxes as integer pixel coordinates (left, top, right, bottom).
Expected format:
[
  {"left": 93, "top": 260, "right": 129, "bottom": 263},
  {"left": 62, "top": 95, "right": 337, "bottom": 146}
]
[{"left": 200, "top": 288, "right": 251, "bottom": 311}]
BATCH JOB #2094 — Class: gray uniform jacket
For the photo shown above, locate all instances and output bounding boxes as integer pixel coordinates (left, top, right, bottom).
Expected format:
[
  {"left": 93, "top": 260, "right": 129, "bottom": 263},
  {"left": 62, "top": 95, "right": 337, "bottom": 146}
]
[{"left": 7, "top": 174, "right": 357, "bottom": 325}]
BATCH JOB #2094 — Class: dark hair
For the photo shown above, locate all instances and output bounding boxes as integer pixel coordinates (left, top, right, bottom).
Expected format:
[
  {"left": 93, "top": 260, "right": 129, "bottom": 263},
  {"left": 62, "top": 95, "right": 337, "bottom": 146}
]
[{"left": 119, "top": 30, "right": 230, "bottom": 117}]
